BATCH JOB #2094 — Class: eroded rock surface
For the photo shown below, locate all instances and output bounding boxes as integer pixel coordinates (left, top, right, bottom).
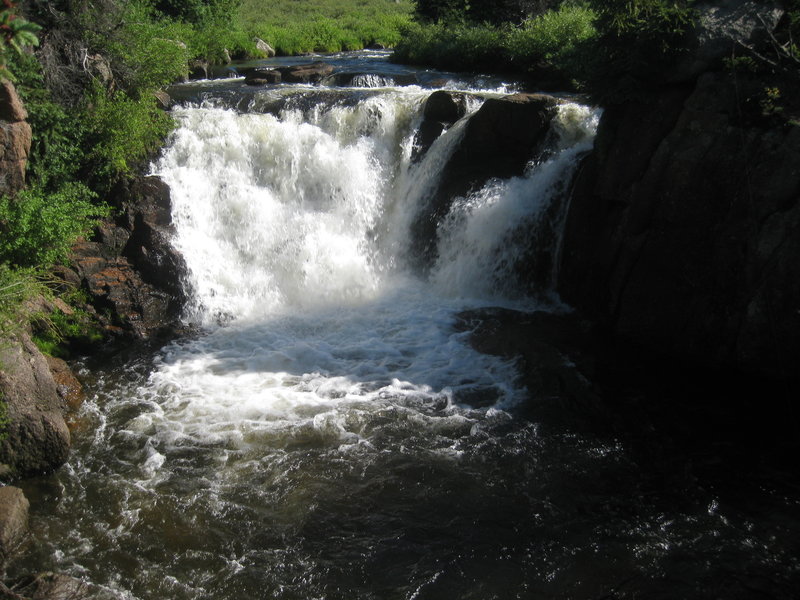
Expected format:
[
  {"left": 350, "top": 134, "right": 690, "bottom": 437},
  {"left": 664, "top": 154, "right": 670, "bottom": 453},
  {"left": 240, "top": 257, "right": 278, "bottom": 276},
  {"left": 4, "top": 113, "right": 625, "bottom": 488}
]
[
  {"left": 0, "top": 334, "right": 70, "bottom": 480},
  {"left": 560, "top": 72, "right": 800, "bottom": 380},
  {"left": 411, "top": 93, "right": 564, "bottom": 269}
]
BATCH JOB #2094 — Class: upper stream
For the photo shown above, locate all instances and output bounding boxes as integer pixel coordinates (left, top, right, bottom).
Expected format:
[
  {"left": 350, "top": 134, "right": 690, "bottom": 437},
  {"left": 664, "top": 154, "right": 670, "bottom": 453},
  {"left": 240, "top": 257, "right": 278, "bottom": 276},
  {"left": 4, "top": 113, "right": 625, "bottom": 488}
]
[{"left": 9, "top": 51, "right": 799, "bottom": 600}]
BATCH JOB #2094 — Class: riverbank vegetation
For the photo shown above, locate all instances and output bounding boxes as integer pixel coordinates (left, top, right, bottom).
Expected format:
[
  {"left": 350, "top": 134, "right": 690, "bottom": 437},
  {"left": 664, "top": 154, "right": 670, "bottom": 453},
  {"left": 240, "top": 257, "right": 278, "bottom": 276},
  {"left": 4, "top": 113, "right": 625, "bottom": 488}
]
[
  {"left": 393, "top": 0, "right": 698, "bottom": 93},
  {"left": 239, "top": 0, "right": 413, "bottom": 54}
]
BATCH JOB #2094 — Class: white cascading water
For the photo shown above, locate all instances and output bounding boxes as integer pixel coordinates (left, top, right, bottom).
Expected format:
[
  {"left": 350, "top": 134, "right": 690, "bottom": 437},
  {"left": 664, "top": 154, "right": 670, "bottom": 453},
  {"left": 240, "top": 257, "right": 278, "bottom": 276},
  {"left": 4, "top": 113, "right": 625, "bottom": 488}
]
[{"left": 141, "top": 90, "right": 598, "bottom": 468}]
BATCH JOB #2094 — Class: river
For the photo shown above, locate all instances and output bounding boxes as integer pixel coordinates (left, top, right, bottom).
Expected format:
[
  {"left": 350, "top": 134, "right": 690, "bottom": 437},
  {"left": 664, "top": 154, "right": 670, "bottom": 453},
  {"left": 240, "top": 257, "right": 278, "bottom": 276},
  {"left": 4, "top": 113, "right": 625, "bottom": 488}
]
[{"left": 8, "top": 51, "right": 799, "bottom": 600}]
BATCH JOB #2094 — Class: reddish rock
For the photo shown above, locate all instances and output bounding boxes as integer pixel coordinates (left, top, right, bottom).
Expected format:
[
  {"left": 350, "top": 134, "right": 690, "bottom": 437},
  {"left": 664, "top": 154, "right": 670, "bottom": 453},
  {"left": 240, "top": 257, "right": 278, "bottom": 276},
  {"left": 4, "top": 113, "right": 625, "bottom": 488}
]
[
  {"left": 0, "top": 80, "right": 27, "bottom": 121},
  {"left": 46, "top": 356, "right": 85, "bottom": 413}
]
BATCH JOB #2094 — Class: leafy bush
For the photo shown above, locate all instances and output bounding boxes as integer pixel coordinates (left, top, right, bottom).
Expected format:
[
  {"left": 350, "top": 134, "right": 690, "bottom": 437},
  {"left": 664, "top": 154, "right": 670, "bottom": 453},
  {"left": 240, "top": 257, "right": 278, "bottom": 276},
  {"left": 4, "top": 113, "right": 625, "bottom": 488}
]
[
  {"left": 393, "top": 4, "right": 595, "bottom": 80},
  {"left": 583, "top": 0, "right": 697, "bottom": 102},
  {"left": 393, "top": 22, "right": 508, "bottom": 71},
  {"left": 82, "top": 84, "right": 175, "bottom": 187},
  {"left": 0, "top": 183, "right": 105, "bottom": 268},
  {"left": 240, "top": 0, "right": 413, "bottom": 54},
  {"left": 506, "top": 3, "right": 596, "bottom": 75},
  {"left": 101, "top": 2, "right": 191, "bottom": 92}
]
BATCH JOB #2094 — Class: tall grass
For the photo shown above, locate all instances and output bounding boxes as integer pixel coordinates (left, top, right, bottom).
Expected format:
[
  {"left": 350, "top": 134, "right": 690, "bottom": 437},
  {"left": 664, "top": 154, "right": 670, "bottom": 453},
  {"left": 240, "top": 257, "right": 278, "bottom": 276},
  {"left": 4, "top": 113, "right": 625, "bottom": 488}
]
[
  {"left": 392, "top": 3, "right": 596, "bottom": 84},
  {"left": 236, "top": 0, "right": 414, "bottom": 54}
]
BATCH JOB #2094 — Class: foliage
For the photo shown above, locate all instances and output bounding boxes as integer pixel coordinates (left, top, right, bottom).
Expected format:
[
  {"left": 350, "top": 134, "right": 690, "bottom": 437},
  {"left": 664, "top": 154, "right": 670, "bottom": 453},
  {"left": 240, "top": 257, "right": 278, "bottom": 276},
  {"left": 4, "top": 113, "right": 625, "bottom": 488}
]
[
  {"left": 238, "top": 0, "right": 413, "bottom": 53},
  {"left": 506, "top": 3, "right": 597, "bottom": 75},
  {"left": 0, "top": 265, "right": 42, "bottom": 332},
  {"left": 582, "top": 0, "right": 697, "bottom": 102},
  {"left": 0, "top": 0, "right": 40, "bottom": 75},
  {"left": 0, "top": 183, "right": 105, "bottom": 268},
  {"left": 99, "top": 2, "right": 191, "bottom": 91},
  {"left": 393, "top": 3, "right": 596, "bottom": 82},
  {"left": 31, "top": 299, "right": 104, "bottom": 357},
  {"left": 413, "top": 0, "right": 560, "bottom": 25},
  {"left": 82, "top": 84, "right": 175, "bottom": 187},
  {"left": 153, "top": 0, "right": 241, "bottom": 23}
]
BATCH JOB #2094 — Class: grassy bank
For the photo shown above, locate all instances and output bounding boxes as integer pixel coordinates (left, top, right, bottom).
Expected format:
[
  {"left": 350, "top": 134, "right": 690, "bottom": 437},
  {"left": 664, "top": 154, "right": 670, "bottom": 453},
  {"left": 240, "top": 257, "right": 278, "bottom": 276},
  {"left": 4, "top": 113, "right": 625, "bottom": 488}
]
[
  {"left": 238, "top": 0, "right": 414, "bottom": 54},
  {"left": 392, "top": 3, "right": 596, "bottom": 86}
]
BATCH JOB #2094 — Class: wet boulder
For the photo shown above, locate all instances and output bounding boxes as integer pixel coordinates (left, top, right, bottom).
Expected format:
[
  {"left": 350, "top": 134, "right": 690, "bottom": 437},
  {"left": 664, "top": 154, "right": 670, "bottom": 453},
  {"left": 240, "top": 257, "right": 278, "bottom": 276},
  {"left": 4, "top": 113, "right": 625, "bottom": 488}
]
[
  {"left": 245, "top": 68, "right": 282, "bottom": 86},
  {"left": 0, "top": 486, "right": 28, "bottom": 561},
  {"left": 277, "top": 62, "right": 336, "bottom": 84},
  {"left": 61, "top": 176, "right": 186, "bottom": 341},
  {"left": 189, "top": 59, "right": 209, "bottom": 80},
  {"left": 410, "top": 93, "right": 564, "bottom": 269},
  {"left": 412, "top": 91, "right": 470, "bottom": 162},
  {"left": 423, "top": 90, "right": 467, "bottom": 124},
  {"left": 0, "top": 333, "right": 70, "bottom": 480}
]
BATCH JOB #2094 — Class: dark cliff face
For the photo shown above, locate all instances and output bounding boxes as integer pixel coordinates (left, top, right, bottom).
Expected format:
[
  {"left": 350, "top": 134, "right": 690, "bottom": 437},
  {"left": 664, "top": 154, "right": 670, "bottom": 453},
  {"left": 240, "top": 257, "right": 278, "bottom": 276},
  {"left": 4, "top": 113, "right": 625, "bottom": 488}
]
[{"left": 559, "top": 72, "right": 800, "bottom": 381}]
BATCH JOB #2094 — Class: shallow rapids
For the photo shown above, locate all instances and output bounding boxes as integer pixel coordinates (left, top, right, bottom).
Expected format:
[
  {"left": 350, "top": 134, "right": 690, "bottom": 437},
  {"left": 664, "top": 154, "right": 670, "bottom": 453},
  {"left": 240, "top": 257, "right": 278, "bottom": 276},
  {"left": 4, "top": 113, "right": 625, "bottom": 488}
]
[{"left": 8, "top": 52, "right": 799, "bottom": 600}]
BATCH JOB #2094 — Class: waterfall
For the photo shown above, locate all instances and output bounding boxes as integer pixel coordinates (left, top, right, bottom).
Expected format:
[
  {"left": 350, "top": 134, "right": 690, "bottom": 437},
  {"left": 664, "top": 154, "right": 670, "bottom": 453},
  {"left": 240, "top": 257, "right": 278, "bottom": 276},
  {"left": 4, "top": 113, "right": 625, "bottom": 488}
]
[{"left": 155, "top": 94, "right": 598, "bottom": 324}]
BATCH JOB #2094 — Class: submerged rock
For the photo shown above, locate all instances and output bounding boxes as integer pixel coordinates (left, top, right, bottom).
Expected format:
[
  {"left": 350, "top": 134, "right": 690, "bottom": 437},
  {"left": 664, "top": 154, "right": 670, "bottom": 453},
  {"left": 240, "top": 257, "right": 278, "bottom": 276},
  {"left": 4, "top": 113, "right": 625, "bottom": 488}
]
[
  {"left": 412, "top": 91, "right": 471, "bottom": 162},
  {"left": 245, "top": 67, "right": 282, "bottom": 86},
  {"left": 10, "top": 573, "right": 91, "bottom": 600}
]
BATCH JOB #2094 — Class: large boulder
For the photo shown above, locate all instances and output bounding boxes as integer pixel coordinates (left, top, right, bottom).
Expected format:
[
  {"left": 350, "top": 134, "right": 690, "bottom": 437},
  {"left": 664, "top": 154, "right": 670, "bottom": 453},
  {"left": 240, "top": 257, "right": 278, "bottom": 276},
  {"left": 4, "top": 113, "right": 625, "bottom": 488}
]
[
  {"left": 410, "top": 93, "right": 564, "bottom": 269},
  {"left": 0, "top": 333, "right": 70, "bottom": 480},
  {"left": 60, "top": 176, "right": 186, "bottom": 340},
  {"left": 411, "top": 91, "right": 470, "bottom": 163},
  {"left": 423, "top": 90, "right": 468, "bottom": 124},
  {"left": 117, "top": 177, "right": 187, "bottom": 303},
  {"left": 255, "top": 38, "right": 276, "bottom": 58},
  {"left": 0, "top": 80, "right": 31, "bottom": 197},
  {"left": 560, "top": 72, "right": 800, "bottom": 380},
  {"left": 244, "top": 68, "right": 282, "bottom": 86},
  {"left": 0, "top": 486, "right": 29, "bottom": 562},
  {"left": 278, "top": 62, "right": 335, "bottom": 84}
]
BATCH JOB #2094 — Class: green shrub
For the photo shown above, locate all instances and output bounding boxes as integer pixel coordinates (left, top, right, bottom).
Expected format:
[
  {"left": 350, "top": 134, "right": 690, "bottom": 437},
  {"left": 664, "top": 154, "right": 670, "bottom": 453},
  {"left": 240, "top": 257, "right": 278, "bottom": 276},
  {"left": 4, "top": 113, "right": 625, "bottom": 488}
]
[
  {"left": 0, "top": 183, "right": 105, "bottom": 268},
  {"left": 82, "top": 84, "right": 175, "bottom": 187},
  {"left": 103, "top": 3, "right": 191, "bottom": 92},
  {"left": 31, "top": 301, "right": 104, "bottom": 358},
  {"left": 394, "top": 4, "right": 595, "bottom": 78},
  {"left": 583, "top": 0, "right": 697, "bottom": 102},
  {"left": 240, "top": 0, "right": 413, "bottom": 54},
  {"left": 506, "top": 3, "right": 596, "bottom": 70},
  {"left": 393, "top": 22, "right": 508, "bottom": 71}
]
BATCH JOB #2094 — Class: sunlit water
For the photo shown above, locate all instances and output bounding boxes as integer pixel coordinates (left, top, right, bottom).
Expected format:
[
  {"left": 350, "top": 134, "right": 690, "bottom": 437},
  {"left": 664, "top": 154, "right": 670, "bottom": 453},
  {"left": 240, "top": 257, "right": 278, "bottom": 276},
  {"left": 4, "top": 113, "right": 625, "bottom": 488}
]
[{"left": 9, "top": 52, "right": 799, "bottom": 600}]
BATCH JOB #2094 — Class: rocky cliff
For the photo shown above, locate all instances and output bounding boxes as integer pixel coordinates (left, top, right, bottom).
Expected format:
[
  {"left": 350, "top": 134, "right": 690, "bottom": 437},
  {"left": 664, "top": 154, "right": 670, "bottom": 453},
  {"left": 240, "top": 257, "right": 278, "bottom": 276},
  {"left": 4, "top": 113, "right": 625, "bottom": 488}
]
[{"left": 559, "top": 1, "right": 799, "bottom": 381}]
